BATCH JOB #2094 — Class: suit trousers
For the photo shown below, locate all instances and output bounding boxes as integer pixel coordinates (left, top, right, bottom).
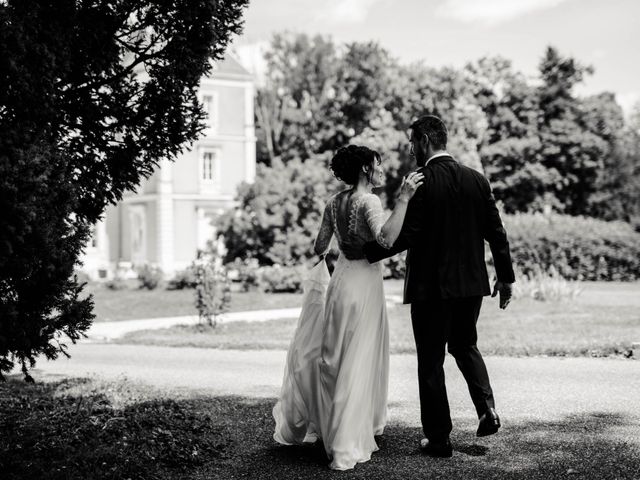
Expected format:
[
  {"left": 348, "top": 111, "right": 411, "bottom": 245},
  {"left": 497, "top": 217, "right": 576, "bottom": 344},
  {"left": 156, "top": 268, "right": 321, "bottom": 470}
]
[{"left": 410, "top": 296, "right": 495, "bottom": 441}]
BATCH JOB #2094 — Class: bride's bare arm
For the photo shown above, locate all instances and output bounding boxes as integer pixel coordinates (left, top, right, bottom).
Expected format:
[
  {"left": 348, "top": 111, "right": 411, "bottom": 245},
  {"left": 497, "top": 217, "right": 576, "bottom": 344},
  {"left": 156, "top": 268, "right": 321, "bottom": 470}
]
[{"left": 364, "top": 172, "right": 424, "bottom": 248}]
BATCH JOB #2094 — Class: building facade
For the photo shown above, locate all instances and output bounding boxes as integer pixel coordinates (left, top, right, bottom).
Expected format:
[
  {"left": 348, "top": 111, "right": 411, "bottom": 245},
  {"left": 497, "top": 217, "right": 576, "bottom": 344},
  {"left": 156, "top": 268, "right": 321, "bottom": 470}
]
[{"left": 81, "top": 55, "right": 256, "bottom": 279}]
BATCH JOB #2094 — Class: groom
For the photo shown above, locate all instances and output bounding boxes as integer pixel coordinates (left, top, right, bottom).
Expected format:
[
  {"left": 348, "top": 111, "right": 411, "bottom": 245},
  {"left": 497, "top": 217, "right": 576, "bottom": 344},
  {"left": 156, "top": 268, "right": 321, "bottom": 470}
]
[{"left": 345, "top": 115, "right": 515, "bottom": 457}]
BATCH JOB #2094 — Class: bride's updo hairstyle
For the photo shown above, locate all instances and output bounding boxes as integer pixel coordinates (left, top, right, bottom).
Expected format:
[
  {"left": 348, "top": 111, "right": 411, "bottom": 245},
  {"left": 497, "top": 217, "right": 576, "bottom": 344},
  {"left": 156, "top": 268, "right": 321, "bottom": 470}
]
[{"left": 330, "top": 145, "right": 380, "bottom": 185}]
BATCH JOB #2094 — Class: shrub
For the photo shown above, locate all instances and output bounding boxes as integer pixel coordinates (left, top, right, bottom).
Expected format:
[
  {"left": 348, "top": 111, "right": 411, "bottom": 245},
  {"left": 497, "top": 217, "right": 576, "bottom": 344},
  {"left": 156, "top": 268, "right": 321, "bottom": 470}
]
[
  {"left": 502, "top": 213, "right": 640, "bottom": 281},
  {"left": 382, "top": 251, "right": 406, "bottom": 279},
  {"left": 513, "top": 265, "right": 582, "bottom": 301},
  {"left": 194, "top": 255, "right": 231, "bottom": 327},
  {"left": 136, "top": 264, "right": 163, "bottom": 290},
  {"left": 105, "top": 275, "right": 128, "bottom": 291},
  {"left": 228, "top": 258, "right": 261, "bottom": 292},
  {"left": 167, "top": 267, "right": 197, "bottom": 290},
  {"left": 258, "top": 265, "right": 307, "bottom": 293},
  {"left": 216, "top": 156, "right": 340, "bottom": 267}
]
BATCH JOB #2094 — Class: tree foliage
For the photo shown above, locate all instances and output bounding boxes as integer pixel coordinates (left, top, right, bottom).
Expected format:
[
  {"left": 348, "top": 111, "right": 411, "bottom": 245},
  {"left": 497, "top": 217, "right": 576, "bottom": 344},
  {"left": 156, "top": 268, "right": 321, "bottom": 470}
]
[
  {"left": 233, "top": 33, "right": 640, "bottom": 276},
  {"left": 536, "top": 47, "right": 606, "bottom": 214},
  {"left": 217, "top": 156, "right": 339, "bottom": 266},
  {"left": 255, "top": 34, "right": 399, "bottom": 166},
  {"left": 255, "top": 33, "right": 338, "bottom": 164},
  {"left": 468, "top": 48, "right": 636, "bottom": 220},
  {"left": 466, "top": 56, "right": 543, "bottom": 212},
  {"left": 0, "top": 0, "right": 247, "bottom": 380}
]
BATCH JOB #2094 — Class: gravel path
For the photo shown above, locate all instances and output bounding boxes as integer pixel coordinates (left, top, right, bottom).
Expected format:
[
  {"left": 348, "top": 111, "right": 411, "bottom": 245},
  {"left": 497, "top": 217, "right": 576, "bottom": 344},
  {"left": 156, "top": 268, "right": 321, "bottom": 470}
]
[
  {"left": 22, "top": 344, "right": 640, "bottom": 478},
  {"left": 85, "top": 308, "right": 303, "bottom": 340},
  {"left": 29, "top": 343, "right": 640, "bottom": 425}
]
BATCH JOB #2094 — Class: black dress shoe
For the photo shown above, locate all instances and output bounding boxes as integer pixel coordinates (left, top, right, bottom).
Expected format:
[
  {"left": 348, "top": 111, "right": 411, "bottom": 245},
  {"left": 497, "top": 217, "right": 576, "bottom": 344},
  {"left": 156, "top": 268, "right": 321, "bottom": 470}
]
[
  {"left": 419, "top": 437, "right": 453, "bottom": 458},
  {"left": 477, "top": 408, "right": 500, "bottom": 437}
]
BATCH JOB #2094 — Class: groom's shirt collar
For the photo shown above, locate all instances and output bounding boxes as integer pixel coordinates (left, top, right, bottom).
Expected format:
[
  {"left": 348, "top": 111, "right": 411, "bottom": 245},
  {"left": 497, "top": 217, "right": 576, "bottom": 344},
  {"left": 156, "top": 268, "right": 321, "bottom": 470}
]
[{"left": 425, "top": 152, "right": 452, "bottom": 167}]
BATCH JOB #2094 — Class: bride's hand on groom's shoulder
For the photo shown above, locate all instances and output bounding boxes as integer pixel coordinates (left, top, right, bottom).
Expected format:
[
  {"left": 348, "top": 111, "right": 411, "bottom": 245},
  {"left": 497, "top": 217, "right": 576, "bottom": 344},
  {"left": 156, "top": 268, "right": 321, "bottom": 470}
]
[
  {"left": 492, "top": 280, "right": 513, "bottom": 310},
  {"left": 397, "top": 171, "right": 425, "bottom": 202}
]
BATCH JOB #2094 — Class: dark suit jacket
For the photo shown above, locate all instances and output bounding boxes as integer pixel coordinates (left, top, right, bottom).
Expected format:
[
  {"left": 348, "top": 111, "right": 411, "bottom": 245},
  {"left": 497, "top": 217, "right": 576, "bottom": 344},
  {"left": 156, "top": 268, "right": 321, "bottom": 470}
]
[{"left": 365, "top": 155, "right": 515, "bottom": 304}]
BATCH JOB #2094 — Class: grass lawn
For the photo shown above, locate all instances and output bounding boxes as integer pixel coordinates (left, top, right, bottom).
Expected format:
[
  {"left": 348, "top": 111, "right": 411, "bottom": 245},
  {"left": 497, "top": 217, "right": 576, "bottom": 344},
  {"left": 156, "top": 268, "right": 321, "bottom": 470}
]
[
  {"left": 85, "top": 278, "right": 410, "bottom": 322},
  {"left": 1, "top": 376, "right": 638, "bottom": 480},
  {"left": 117, "top": 281, "right": 640, "bottom": 358},
  {"left": 84, "top": 281, "right": 303, "bottom": 322}
]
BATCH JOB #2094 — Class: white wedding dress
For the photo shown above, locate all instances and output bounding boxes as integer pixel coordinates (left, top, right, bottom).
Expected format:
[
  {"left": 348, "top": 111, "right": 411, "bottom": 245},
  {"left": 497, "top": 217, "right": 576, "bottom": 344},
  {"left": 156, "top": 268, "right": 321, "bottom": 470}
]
[{"left": 273, "top": 190, "right": 391, "bottom": 470}]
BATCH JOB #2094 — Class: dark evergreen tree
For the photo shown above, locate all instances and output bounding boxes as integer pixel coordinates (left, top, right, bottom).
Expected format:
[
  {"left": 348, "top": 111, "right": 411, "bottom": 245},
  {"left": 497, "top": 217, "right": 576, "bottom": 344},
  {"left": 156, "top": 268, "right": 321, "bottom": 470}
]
[
  {"left": 536, "top": 46, "right": 607, "bottom": 215},
  {"left": 0, "top": 0, "right": 248, "bottom": 380}
]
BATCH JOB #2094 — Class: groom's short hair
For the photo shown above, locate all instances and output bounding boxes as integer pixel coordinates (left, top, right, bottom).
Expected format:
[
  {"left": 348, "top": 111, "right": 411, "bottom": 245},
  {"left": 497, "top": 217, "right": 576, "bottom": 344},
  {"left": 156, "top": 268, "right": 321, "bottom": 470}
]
[{"left": 410, "top": 115, "right": 448, "bottom": 149}]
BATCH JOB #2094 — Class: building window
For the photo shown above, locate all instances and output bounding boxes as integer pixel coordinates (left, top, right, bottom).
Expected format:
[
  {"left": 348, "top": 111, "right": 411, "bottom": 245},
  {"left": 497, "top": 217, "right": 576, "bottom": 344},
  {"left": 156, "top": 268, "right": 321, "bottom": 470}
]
[
  {"left": 201, "top": 92, "right": 218, "bottom": 132},
  {"left": 200, "top": 149, "right": 221, "bottom": 191},
  {"left": 202, "top": 151, "right": 215, "bottom": 181}
]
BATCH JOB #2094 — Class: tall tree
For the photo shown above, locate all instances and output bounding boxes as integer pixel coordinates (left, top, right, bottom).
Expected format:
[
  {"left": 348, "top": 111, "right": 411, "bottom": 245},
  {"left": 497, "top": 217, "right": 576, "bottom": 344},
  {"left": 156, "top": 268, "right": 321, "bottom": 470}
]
[
  {"left": 536, "top": 46, "right": 607, "bottom": 215},
  {"left": 395, "top": 63, "right": 488, "bottom": 172},
  {"left": 465, "top": 56, "right": 544, "bottom": 212},
  {"left": 580, "top": 92, "right": 628, "bottom": 219},
  {"left": 0, "top": 0, "right": 248, "bottom": 380},
  {"left": 320, "top": 41, "right": 397, "bottom": 152},
  {"left": 588, "top": 124, "right": 640, "bottom": 226},
  {"left": 255, "top": 33, "right": 338, "bottom": 164},
  {"left": 255, "top": 34, "right": 401, "bottom": 165}
]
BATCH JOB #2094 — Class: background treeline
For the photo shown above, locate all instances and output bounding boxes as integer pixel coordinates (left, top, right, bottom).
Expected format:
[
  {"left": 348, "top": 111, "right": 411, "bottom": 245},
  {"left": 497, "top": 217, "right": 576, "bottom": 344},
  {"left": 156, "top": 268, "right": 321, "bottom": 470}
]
[{"left": 217, "top": 33, "right": 640, "bottom": 281}]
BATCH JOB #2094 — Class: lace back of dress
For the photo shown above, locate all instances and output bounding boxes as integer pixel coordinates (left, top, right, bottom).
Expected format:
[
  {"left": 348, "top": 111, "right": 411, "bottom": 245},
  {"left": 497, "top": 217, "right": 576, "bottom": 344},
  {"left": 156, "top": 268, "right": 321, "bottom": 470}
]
[{"left": 330, "top": 191, "right": 369, "bottom": 252}]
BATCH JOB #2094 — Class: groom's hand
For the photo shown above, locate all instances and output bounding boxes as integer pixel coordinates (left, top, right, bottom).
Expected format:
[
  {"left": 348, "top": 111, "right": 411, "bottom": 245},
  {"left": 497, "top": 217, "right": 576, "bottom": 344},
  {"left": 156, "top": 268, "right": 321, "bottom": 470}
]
[{"left": 492, "top": 281, "right": 513, "bottom": 309}]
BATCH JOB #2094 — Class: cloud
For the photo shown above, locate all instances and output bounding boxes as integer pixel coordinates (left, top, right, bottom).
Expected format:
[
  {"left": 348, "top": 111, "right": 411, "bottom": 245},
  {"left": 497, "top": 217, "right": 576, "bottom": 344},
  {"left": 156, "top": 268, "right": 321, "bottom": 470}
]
[
  {"left": 436, "top": 0, "right": 571, "bottom": 25},
  {"left": 316, "top": 0, "right": 386, "bottom": 24}
]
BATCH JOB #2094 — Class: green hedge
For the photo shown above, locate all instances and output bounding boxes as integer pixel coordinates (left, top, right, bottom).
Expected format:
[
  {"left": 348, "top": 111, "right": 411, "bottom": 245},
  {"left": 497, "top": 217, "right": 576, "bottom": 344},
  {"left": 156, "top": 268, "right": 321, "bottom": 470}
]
[
  {"left": 222, "top": 209, "right": 640, "bottom": 283},
  {"left": 502, "top": 213, "right": 640, "bottom": 281},
  {"left": 381, "top": 213, "right": 640, "bottom": 282}
]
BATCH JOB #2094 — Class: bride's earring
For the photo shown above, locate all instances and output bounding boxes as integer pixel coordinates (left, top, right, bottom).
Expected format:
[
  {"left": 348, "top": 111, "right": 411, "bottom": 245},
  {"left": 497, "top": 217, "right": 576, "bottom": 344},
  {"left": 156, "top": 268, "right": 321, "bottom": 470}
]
[
  {"left": 366, "top": 167, "right": 374, "bottom": 185},
  {"left": 362, "top": 165, "right": 373, "bottom": 185}
]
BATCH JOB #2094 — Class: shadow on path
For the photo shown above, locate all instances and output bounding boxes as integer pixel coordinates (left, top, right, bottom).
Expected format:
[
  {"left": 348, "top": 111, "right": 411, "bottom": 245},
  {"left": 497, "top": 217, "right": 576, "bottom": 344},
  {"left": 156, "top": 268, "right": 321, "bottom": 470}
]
[{"left": 1, "top": 376, "right": 639, "bottom": 479}]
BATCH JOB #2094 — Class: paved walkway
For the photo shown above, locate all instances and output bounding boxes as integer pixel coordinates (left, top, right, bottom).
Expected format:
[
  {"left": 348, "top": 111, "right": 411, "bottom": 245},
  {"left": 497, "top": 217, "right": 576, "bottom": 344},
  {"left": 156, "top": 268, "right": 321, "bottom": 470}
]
[
  {"left": 86, "top": 308, "right": 302, "bottom": 340},
  {"left": 28, "top": 343, "right": 640, "bottom": 429}
]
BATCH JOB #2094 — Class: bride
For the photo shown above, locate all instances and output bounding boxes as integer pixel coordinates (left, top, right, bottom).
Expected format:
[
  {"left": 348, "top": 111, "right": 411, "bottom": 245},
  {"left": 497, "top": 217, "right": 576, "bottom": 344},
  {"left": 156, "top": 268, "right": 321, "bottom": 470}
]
[{"left": 272, "top": 145, "right": 424, "bottom": 470}]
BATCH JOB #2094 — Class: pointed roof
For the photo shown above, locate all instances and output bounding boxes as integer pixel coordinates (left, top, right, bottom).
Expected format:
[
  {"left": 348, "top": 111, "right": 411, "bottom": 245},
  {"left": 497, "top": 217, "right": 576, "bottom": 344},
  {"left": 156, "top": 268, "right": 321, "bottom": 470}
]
[{"left": 209, "top": 52, "right": 253, "bottom": 81}]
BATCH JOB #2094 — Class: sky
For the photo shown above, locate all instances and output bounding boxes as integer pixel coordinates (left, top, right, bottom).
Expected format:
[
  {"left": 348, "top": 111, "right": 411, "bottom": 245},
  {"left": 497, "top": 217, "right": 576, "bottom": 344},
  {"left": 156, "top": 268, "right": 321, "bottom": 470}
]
[{"left": 233, "top": 0, "right": 640, "bottom": 114}]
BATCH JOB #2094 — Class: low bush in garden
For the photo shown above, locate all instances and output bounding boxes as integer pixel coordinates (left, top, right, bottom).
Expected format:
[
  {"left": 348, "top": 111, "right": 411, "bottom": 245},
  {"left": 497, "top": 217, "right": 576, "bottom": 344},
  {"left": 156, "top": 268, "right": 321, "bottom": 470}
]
[
  {"left": 105, "top": 274, "right": 128, "bottom": 291},
  {"left": 227, "top": 258, "right": 261, "bottom": 292},
  {"left": 218, "top": 213, "right": 639, "bottom": 291},
  {"left": 382, "top": 251, "right": 406, "bottom": 279},
  {"left": 257, "top": 265, "right": 307, "bottom": 293},
  {"left": 136, "top": 264, "right": 163, "bottom": 290},
  {"left": 513, "top": 265, "right": 583, "bottom": 301},
  {"left": 503, "top": 213, "right": 640, "bottom": 281},
  {"left": 167, "top": 267, "right": 198, "bottom": 290},
  {"left": 194, "top": 255, "right": 231, "bottom": 327}
]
